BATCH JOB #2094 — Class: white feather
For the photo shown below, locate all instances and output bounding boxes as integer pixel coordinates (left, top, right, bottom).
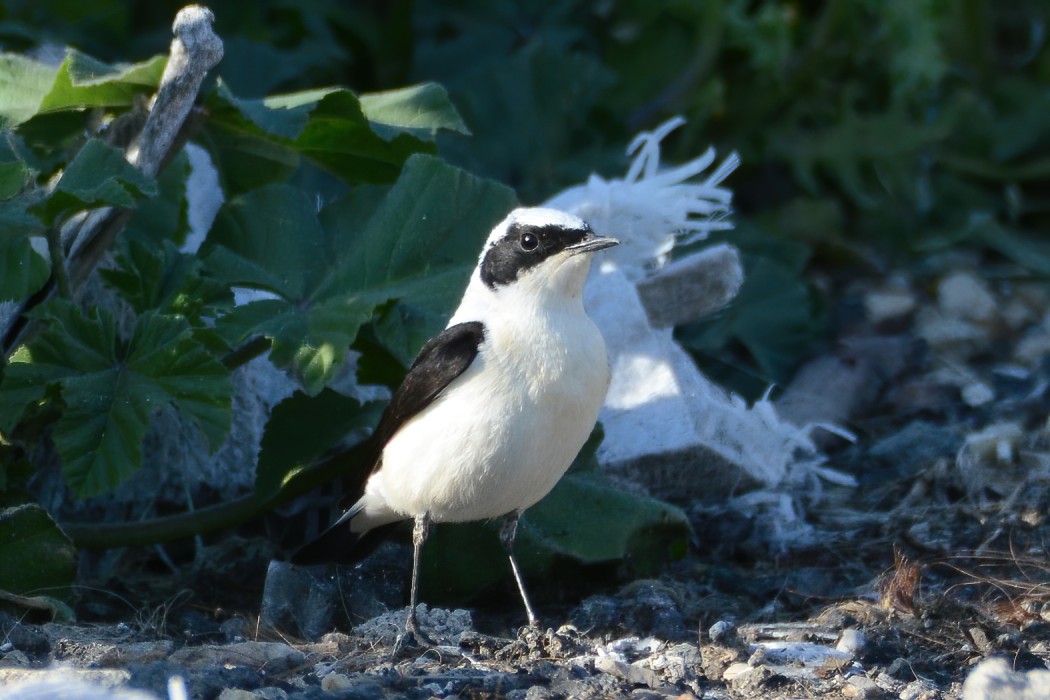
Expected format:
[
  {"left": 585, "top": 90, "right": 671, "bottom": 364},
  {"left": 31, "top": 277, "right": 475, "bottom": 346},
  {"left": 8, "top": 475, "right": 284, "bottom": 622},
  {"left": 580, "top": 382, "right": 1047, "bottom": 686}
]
[{"left": 352, "top": 207, "right": 611, "bottom": 530}]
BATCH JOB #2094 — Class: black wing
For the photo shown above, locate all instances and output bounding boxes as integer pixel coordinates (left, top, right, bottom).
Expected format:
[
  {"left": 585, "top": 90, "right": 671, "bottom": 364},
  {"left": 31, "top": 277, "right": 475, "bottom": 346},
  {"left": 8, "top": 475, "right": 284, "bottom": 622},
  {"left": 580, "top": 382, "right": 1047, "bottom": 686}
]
[
  {"left": 371, "top": 320, "right": 486, "bottom": 454},
  {"left": 292, "top": 321, "right": 486, "bottom": 565}
]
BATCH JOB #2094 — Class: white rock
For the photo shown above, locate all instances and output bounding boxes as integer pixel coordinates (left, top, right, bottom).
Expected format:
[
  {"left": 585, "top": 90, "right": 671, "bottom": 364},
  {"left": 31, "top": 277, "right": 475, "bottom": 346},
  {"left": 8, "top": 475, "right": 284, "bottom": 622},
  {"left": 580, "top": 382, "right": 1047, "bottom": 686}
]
[
  {"left": 963, "top": 657, "right": 1050, "bottom": 700},
  {"left": 0, "top": 669, "right": 157, "bottom": 700},
  {"left": 865, "top": 289, "right": 917, "bottom": 325},
  {"left": 836, "top": 629, "right": 866, "bottom": 656},
  {"left": 938, "top": 271, "right": 998, "bottom": 324}
]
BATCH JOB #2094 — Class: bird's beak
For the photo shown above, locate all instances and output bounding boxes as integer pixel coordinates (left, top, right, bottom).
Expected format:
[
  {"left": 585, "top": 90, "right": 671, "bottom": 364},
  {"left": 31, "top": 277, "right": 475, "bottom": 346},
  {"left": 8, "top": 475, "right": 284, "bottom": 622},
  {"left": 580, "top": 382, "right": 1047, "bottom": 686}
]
[{"left": 568, "top": 233, "right": 619, "bottom": 255}]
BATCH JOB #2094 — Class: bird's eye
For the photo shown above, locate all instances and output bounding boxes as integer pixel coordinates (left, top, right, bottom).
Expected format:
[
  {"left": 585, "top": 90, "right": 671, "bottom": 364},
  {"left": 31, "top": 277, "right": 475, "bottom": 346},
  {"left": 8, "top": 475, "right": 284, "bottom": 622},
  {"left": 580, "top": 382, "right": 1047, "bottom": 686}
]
[{"left": 520, "top": 232, "right": 539, "bottom": 251}]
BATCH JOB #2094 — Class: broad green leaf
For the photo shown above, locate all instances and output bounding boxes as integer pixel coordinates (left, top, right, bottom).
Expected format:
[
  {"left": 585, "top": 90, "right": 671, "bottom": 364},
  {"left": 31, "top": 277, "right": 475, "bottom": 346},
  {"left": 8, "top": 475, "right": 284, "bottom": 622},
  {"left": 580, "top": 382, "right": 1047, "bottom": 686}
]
[
  {"left": 0, "top": 197, "right": 47, "bottom": 301},
  {"left": 359, "top": 83, "right": 469, "bottom": 140},
  {"left": 0, "top": 49, "right": 164, "bottom": 128},
  {"left": 38, "top": 138, "right": 156, "bottom": 223},
  {"left": 0, "top": 54, "right": 63, "bottom": 128},
  {"left": 206, "top": 153, "right": 515, "bottom": 394},
  {"left": 255, "top": 390, "right": 383, "bottom": 502},
  {"left": 205, "top": 80, "right": 467, "bottom": 189},
  {"left": 428, "top": 45, "right": 616, "bottom": 202},
  {"left": 123, "top": 148, "right": 190, "bottom": 246},
  {"left": 0, "top": 302, "right": 232, "bottom": 497},
  {"left": 0, "top": 158, "right": 30, "bottom": 200},
  {"left": 421, "top": 469, "right": 691, "bottom": 602},
  {"left": 0, "top": 504, "right": 76, "bottom": 598},
  {"left": 678, "top": 254, "right": 825, "bottom": 392},
  {"left": 100, "top": 239, "right": 231, "bottom": 319}
]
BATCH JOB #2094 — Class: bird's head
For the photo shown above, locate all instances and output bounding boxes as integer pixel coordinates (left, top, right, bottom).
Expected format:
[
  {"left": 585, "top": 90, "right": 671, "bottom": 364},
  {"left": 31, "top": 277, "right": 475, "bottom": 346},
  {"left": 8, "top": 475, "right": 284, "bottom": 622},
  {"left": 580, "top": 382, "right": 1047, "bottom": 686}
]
[{"left": 471, "top": 208, "right": 618, "bottom": 306}]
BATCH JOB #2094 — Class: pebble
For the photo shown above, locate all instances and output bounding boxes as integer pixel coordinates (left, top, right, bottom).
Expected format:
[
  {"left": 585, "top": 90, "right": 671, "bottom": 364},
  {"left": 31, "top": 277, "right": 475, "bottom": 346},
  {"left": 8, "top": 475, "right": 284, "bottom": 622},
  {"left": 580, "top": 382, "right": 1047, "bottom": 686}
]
[
  {"left": 844, "top": 674, "right": 884, "bottom": 699},
  {"left": 836, "top": 629, "right": 866, "bottom": 657},
  {"left": 938, "top": 271, "right": 998, "bottom": 324},
  {"left": 708, "top": 620, "right": 735, "bottom": 644}
]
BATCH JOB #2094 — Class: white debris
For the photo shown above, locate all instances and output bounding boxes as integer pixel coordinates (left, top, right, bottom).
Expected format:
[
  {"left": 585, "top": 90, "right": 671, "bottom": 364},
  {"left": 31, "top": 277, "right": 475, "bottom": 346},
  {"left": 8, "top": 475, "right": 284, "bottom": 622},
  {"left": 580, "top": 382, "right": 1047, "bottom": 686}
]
[
  {"left": 181, "top": 143, "right": 224, "bottom": 254},
  {"left": 547, "top": 117, "right": 854, "bottom": 548}
]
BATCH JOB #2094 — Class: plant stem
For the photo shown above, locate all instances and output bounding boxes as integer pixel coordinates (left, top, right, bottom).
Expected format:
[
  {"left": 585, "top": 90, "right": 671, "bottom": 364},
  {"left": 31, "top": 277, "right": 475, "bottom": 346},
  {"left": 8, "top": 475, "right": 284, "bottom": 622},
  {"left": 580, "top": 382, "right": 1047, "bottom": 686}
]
[
  {"left": 46, "top": 227, "right": 72, "bottom": 299},
  {"left": 62, "top": 438, "right": 373, "bottom": 550}
]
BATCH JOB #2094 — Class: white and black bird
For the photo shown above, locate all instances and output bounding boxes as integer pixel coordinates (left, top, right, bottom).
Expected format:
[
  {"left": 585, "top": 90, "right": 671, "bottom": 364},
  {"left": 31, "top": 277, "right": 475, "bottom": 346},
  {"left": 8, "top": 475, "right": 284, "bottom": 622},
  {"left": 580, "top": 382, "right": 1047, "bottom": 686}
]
[{"left": 292, "top": 207, "right": 617, "bottom": 643}]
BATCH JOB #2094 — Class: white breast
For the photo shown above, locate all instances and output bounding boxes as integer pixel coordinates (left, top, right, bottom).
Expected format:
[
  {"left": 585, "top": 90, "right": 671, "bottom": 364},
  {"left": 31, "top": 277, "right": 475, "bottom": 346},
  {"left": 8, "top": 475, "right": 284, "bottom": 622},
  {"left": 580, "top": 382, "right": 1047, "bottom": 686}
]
[{"left": 365, "top": 304, "right": 610, "bottom": 523}]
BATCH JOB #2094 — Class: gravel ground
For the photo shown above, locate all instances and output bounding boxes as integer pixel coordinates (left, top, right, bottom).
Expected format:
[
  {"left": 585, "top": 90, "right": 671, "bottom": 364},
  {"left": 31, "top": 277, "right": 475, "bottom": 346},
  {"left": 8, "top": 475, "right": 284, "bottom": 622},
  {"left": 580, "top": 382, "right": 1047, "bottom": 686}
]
[{"left": 2, "top": 255, "right": 1049, "bottom": 699}]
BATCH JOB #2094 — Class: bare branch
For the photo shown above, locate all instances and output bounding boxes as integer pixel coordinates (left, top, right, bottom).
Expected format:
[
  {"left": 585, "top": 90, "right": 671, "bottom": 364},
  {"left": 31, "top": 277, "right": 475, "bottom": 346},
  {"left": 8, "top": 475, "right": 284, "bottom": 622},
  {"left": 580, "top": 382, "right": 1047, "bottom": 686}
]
[{"left": 2, "top": 6, "right": 223, "bottom": 357}]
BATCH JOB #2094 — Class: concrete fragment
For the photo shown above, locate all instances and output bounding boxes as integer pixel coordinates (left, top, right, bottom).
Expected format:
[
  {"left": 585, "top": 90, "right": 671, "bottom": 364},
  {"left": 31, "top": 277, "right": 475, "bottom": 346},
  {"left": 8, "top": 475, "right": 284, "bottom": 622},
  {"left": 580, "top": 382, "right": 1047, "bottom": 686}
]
[
  {"left": 259, "top": 560, "right": 339, "bottom": 640},
  {"left": 635, "top": 243, "right": 743, "bottom": 328}
]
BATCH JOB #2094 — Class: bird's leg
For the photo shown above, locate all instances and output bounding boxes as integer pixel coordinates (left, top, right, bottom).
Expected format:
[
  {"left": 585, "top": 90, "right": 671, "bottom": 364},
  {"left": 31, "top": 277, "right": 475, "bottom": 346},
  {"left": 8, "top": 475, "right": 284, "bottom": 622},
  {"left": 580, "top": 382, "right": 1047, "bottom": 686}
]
[
  {"left": 401, "top": 511, "right": 437, "bottom": 647},
  {"left": 500, "top": 510, "right": 540, "bottom": 628}
]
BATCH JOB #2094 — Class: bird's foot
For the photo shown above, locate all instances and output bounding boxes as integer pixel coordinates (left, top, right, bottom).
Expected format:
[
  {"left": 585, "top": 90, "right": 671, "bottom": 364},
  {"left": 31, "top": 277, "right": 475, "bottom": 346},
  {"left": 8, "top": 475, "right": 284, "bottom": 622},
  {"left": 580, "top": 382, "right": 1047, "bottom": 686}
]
[{"left": 394, "top": 606, "right": 438, "bottom": 653}]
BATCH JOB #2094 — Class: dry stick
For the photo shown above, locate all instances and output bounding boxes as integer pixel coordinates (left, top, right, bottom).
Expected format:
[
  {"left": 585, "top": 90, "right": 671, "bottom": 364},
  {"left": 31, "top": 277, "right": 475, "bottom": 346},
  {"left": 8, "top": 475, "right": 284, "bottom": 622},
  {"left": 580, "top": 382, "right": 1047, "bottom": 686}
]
[
  {"left": 71, "top": 5, "right": 223, "bottom": 289},
  {"left": 1, "top": 5, "right": 223, "bottom": 355}
]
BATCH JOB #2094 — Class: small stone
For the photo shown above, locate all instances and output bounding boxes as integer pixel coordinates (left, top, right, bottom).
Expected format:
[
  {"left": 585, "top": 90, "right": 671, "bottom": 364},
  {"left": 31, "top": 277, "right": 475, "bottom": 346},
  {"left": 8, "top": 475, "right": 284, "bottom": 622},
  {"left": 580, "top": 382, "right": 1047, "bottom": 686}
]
[
  {"left": 0, "top": 650, "right": 30, "bottom": 668},
  {"left": 321, "top": 673, "right": 354, "bottom": 691},
  {"left": 722, "top": 662, "right": 752, "bottom": 682},
  {"left": 843, "top": 674, "right": 885, "bottom": 699},
  {"left": 865, "top": 288, "right": 916, "bottom": 325},
  {"left": 836, "top": 629, "right": 866, "bottom": 657},
  {"left": 253, "top": 689, "right": 288, "bottom": 700},
  {"left": 961, "top": 381, "right": 995, "bottom": 407},
  {"left": 217, "top": 690, "right": 260, "bottom": 700},
  {"left": 169, "top": 641, "right": 305, "bottom": 672},
  {"left": 708, "top": 620, "right": 735, "bottom": 644},
  {"left": 886, "top": 657, "right": 915, "bottom": 681},
  {"left": 938, "top": 271, "right": 997, "bottom": 324},
  {"left": 259, "top": 560, "right": 338, "bottom": 640},
  {"left": 900, "top": 679, "right": 942, "bottom": 700}
]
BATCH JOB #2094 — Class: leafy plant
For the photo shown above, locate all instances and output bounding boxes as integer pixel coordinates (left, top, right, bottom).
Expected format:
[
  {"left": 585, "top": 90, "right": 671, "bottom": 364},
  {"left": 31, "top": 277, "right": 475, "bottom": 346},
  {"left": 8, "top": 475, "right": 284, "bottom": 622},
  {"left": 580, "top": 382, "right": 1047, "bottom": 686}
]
[
  {"left": 0, "top": 5, "right": 696, "bottom": 610},
  {"left": 1, "top": 0, "right": 1046, "bottom": 610}
]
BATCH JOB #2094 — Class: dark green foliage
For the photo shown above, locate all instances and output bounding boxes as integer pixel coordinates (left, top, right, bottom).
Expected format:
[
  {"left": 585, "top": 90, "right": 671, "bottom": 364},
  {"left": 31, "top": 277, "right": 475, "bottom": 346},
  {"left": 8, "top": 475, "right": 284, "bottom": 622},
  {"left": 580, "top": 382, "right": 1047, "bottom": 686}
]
[{"left": 0, "top": 0, "right": 1044, "bottom": 607}]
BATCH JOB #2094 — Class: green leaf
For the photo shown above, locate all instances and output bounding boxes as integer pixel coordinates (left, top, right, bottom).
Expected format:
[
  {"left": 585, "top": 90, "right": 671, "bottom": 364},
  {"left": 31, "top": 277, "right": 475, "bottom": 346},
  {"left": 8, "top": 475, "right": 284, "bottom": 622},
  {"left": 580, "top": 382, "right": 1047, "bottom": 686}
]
[
  {"left": 0, "top": 163, "right": 28, "bottom": 200},
  {"left": 421, "top": 470, "right": 691, "bottom": 602},
  {"left": 205, "top": 80, "right": 469, "bottom": 189},
  {"left": 100, "top": 239, "right": 231, "bottom": 319},
  {"left": 0, "top": 53, "right": 63, "bottom": 128},
  {"left": 679, "top": 254, "right": 825, "bottom": 391},
  {"left": 0, "top": 302, "right": 231, "bottom": 497},
  {"left": 206, "top": 153, "right": 515, "bottom": 394},
  {"left": 255, "top": 389, "right": 383, "bottom": 502},
  {"left": 428, "top": 44, "right": 616, "bottom": 201},
  {"left": 358, "top": 82, "right": 469, "bottom": 140},
  {"left": 0, "top": 504, "right": 76, "bottom": 598},
  {"left": 0, "top": 197, "right": 47, "bottom": 301},
  {"left": 0, "top": 49, "right": 164, "bottom": 128},
  {"left": 123, "top": 148, "right": 190, "bottom": 246},
  {"left": 38, "top": 138, "right": 157, "bottom": 223}
]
